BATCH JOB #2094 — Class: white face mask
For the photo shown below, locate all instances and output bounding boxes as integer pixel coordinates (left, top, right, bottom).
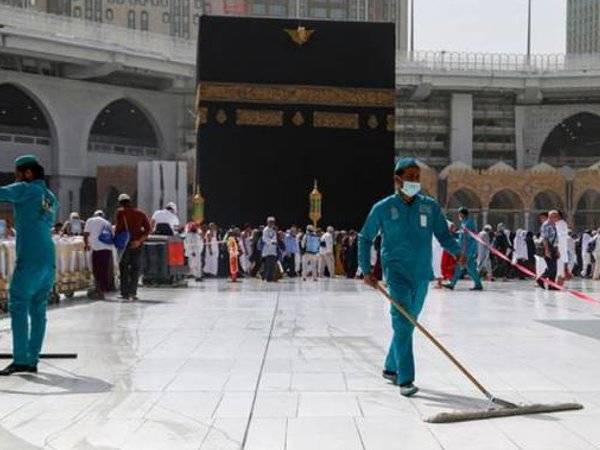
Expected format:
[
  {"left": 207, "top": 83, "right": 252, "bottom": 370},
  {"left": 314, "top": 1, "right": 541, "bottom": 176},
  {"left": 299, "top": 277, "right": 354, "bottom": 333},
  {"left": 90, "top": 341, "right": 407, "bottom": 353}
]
[{"left": 400, "top": 181, "right": 421, "bottom": 198}]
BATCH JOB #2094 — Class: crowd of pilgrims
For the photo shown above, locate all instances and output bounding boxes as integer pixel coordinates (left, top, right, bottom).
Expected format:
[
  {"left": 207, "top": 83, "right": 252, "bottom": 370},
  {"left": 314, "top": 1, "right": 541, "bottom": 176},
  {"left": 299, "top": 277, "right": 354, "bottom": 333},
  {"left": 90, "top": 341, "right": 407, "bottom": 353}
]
[
  {"left": 182, "top": 218, "right": 361, "bottom": 282},
  {"left": 434, "top": 216, "right": 600, "bottom": 287},
  {"left": 185, "top": 214, "right": 600, "bottom": 285}
]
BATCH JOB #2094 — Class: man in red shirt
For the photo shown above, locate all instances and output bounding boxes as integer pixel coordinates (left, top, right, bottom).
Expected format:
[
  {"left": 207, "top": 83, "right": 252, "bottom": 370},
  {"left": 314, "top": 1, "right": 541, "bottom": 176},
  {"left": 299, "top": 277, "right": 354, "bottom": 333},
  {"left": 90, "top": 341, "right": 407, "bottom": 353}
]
[{"left": 115, "top": 193, "right": 150, "bottom": 301}]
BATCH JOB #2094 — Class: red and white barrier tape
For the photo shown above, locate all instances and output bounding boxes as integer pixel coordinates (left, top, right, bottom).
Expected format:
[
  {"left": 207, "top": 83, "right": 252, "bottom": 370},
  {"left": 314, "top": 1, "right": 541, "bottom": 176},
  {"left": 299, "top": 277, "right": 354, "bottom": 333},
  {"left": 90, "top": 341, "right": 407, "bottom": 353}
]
[{"left": 464, "top": 228, "right": 600, "bottom": 305}]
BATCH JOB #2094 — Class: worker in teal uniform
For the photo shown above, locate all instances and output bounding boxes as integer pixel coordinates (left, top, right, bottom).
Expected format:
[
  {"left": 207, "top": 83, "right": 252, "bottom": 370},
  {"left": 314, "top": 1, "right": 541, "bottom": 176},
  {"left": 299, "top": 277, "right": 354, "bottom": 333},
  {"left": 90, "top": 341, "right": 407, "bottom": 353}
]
[
  {"left": 359, "top": 157, "right": 463, "bottom": 396},
  {"left": 444, "top": 207, "right": 484, "bottom": 291},
  {"left": 0, "top": 155, "right": 58, "bottom": 376}
]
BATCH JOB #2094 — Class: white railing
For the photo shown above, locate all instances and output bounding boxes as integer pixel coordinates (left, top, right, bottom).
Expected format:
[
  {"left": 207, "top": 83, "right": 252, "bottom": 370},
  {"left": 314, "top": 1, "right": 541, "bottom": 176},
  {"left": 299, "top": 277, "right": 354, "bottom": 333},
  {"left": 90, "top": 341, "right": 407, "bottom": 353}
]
[
  {"left": 0, "top": 4, "right": 196, "bottom": 64},
  {"left": 398, "top": 51, "right": 600, "bottom": 74}
]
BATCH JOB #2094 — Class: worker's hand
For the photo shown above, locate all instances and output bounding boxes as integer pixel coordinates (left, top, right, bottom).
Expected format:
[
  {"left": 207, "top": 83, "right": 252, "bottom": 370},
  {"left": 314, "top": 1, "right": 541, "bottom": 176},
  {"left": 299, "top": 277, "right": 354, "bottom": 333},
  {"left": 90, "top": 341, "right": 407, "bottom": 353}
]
[
  {"left": 84, "top": 244, "right": 91, "bottom": 252},
  {"left": 456, "top": 254, "right": 466, "bottom": 266},
  {"left": 130, "top": 240, "right": 142, "bottom": 249},
  {"left": 363, "top": 273, "right": 379, "bottom": 289}
]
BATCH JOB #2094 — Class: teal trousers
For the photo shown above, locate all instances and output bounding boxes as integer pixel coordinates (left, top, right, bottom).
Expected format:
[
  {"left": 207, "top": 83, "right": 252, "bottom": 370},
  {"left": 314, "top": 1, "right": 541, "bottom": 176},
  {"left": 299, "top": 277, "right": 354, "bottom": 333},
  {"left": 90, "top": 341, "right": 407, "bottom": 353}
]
[
  {"left": 384, "top": 273, "right": 429, "bottom": 386},
  {"left": 8, "top": 263, "right": 54, "bottom": 366}
]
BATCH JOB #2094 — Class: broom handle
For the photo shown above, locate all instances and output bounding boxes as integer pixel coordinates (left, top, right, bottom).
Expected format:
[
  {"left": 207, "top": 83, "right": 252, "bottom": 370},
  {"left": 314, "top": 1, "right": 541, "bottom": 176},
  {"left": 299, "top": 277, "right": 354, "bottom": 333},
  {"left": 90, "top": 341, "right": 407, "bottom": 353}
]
[{"left": 376, "top": 283, "right": 493, "bottom": 401}]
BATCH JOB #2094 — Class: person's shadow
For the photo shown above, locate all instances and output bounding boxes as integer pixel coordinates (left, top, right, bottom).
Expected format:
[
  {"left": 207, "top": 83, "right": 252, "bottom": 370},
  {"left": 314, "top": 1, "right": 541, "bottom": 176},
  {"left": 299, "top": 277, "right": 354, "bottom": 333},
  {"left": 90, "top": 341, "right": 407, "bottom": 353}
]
[{"left": 0, "top": 372, "right": 112, "bottom": 396}]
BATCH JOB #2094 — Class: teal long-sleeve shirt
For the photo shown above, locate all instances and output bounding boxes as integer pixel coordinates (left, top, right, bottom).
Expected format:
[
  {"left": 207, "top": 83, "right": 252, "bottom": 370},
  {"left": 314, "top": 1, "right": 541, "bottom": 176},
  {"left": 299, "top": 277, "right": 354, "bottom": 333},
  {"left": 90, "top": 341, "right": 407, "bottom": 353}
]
[
  {"left": 458, "top": 217, "right": 478, "bottom": 257},
  {"left": 358, "top": 193, "right": 460, "bottom": 283},
  {"left": 0, "top": 180, "right": 58, "bottom": 265}
]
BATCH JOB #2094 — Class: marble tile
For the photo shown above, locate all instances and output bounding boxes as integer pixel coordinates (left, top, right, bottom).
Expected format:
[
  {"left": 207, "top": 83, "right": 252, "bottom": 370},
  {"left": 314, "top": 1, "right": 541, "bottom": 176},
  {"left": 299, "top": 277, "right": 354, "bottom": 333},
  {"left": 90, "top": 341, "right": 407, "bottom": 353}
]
[{"left": 0, "top": 278, "right": 596, "bottom": 449}]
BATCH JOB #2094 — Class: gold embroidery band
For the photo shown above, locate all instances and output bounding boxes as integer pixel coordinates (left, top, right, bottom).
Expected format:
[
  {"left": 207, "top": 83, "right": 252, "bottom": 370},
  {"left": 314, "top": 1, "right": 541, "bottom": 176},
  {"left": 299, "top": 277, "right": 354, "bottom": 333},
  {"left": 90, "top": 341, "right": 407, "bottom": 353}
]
[
  {"left": 197, "top": 82, "right": 395, "bottom": 108},
  {"left": 313, "top": 112, "right": 359, "bottom": 130},
  {"left": 236, "top": 109, "right": 284, "bottom": 127}
]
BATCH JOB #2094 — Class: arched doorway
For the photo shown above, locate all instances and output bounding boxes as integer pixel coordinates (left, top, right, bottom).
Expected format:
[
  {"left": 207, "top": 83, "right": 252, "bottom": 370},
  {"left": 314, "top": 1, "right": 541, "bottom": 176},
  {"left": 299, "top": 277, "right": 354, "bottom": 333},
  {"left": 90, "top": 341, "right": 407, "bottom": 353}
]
[
  {"left": 88, "top": 99, "right": 160, "bottom": 157},
  {"left": 530, "top": 190, "right": 564, "bottom": 231},
  {"left": 488, "top": 190, "right": 524, "bottom": 230},
  {"left": 0, "top": 83, "right": 55, "bottom": 217},
  {"left": 447, "top": 188, "right": 482, "bottom": 225},
  {"left": 574, "top": 190, "right": 600, "bottom": 231},
  {"left": 540, "top": 112, "right": 600, "bottom": 168}
]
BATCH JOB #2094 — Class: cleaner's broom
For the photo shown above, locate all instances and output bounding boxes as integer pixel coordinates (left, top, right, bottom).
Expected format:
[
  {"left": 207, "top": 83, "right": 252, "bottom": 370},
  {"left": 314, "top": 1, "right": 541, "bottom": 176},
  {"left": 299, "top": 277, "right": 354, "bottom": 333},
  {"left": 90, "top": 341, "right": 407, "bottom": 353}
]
[{"left": 375, "top": 283, "right": 583, "bottom": 423}]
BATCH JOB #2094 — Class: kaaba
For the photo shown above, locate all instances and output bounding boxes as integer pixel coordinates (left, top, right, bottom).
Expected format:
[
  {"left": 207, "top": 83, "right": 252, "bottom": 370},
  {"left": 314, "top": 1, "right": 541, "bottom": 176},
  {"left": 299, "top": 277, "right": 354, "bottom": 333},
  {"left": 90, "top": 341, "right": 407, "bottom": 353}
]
[{"left": 196, "top": 15, "right": 395, "bottom": 229}]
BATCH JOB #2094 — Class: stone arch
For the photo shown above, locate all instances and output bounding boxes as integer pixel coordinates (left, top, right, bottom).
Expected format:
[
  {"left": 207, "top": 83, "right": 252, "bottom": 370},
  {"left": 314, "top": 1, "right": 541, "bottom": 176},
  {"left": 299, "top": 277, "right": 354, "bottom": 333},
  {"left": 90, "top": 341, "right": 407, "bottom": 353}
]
[
  {"left": 447, "top": 188, "right": 482, "bottom": 223},
  {"left": 488, "top": 189, "right": 524, "bottom": 230},
  {"left": 540, "top": 112, "right": 600, "bottom": 168},
  {"left": 86, "top": 96, "right": 164, "bottom": 157},
  {"left": 574, "top": 189, "right": 600, "bottom": 231},
  {"left": 530, "top": 190, "right": 564, "bottom": 230},
  {"left": 0, "top": 82, "right": 59, "bottom": 175}
]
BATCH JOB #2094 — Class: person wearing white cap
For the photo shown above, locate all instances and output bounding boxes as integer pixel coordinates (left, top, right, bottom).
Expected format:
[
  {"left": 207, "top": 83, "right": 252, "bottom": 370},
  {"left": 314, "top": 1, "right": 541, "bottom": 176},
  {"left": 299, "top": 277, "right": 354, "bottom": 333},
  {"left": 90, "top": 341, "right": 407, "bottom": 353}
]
[
  {"left": 301, "top": 224, "right": 320, "bottom": 281},
  {"left": 150, "top": 202, "right": 180, "bottom": 235},
  {"left": 319, "top": 226, "right": 336, "bottom": 278},
  {"left": 84, "top": 210, "right": 114, "bottom": 299},
  {"left": 114, "top": 193, "right": 151, "bottom": 301}
]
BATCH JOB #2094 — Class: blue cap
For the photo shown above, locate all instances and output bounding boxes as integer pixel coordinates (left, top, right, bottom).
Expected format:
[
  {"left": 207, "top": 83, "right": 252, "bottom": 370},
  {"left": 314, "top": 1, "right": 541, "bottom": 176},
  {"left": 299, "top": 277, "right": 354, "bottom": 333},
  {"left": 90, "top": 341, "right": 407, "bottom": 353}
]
[
  {"left": 15, "top": 154, "right": 39, "bottom": 168},
  {"left": 394, "top": 157, "right": 418, "bottom": 173}
]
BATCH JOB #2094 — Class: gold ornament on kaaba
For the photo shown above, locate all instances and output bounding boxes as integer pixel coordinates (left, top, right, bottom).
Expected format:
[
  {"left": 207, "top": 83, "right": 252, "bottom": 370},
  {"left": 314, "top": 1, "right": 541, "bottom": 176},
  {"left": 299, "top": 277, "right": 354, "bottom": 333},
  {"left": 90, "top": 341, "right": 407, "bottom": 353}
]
[
  {"left": 368, "top": 115, "right": 379, "bottom": 129},
  {"left": 309, "top": 179, "right": 322, "bottom": 228},
  {"left": 285, "top": 26, "right": 315, "bottom": 46},
  {"left": 292, "top": 111, "right": 305, "bottom": 126},
  {"left": 216, "top": 109, "right": 227, "bottom": 124}
]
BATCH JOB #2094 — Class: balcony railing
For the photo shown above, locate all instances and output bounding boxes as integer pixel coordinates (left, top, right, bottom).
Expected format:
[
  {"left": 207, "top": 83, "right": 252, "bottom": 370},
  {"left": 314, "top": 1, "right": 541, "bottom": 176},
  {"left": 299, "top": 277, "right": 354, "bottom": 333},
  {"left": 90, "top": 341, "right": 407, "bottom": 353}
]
[
  {"left": 398, "top": 51, "right": 600, "bottom": 75},
  {"left": 0, "top": 4, "right": 195, "bottom": 64}
]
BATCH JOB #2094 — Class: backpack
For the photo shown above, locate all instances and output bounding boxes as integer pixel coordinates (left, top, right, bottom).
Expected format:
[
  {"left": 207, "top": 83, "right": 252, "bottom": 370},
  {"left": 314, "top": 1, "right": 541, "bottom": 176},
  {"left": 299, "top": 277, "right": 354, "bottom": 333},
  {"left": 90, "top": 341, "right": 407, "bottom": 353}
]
[
  {"left": 305, "top": 234, "right": 320, "bottom": 254},
  {"left": 98, "top": 225, "right": 114, "bottom": 245}
]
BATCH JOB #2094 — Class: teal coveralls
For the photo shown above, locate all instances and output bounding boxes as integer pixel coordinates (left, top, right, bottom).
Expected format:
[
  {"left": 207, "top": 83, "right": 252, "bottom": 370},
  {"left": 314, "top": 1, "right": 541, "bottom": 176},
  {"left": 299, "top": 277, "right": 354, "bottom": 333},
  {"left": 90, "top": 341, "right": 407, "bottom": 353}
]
[
  {"left": 359, "top": 193, "right": 460, "bottom": 386},
  {"left": 449, "top": 217, "right": 483, "bottom": 289},
  {"left": 0, "top": 180, "right": 57, "bottom": 366}
]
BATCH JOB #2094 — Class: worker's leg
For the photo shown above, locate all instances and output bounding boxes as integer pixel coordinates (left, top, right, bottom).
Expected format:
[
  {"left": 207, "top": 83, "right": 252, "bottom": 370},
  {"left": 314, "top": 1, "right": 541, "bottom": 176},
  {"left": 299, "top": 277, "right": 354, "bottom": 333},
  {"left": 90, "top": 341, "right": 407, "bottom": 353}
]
[
  {"left": 384, "top": 277, "right": 429, "bottom": 386},
  {"left": 27, "top": 273, "right": 53, "bottom": 366},
  {"left": 466, "top": 257, "right": 483, "bottom": 288},
  {"left": 449, "top": 264, "right": 465, "bottom": 287},
  {"left": 8, "top": 267, "right": 33, "bottom": 365}
]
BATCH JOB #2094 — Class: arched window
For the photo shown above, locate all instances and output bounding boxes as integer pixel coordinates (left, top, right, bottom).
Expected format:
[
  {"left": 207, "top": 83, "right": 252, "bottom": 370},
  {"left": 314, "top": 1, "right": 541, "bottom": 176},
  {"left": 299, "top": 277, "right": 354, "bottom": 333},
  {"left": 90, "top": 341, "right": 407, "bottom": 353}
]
[
  {"left": 141, "top": 11, "right": 149, "bottom": 31},
  {"left": 162, "top": 11, "right": 170, "bottom": 23},
  {"left": 73, "top": 6, "right": 82, "bottom": 16},
  {"left": 541, "top": 112, "right": 600, "bottom": 168},
  {"left": 105, "top": 8, "right": 113, "bottom": 20},
  {"left": 88, "top": 99, "right": 160, "bottom": 156},
  {"left": 488, "top": 190, "right": 524, "bottom": 231},
  {"left": 127, "top": 10, "right": 136, "bottom": 29}
]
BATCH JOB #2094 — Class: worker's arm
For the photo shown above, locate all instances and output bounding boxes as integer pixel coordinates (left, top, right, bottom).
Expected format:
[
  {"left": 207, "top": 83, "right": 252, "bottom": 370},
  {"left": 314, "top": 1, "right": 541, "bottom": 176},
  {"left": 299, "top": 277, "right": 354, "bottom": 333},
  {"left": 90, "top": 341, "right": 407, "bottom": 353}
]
[
  {"left": 0, "top": 182, "right": 27, "bottom": 204},
  {"left": 432, "top": 203, "right": 462, "bottom": 259},
  {"left": 358, "top": 204, "right": 381, "bottom": 284}
]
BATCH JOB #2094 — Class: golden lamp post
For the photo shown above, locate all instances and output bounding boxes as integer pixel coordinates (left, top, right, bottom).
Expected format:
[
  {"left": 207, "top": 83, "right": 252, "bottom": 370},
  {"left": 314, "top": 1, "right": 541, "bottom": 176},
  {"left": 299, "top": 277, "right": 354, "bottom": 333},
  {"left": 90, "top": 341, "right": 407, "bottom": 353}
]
[{"left": 309, "top": 179, "right": 322, "bottom": 228}]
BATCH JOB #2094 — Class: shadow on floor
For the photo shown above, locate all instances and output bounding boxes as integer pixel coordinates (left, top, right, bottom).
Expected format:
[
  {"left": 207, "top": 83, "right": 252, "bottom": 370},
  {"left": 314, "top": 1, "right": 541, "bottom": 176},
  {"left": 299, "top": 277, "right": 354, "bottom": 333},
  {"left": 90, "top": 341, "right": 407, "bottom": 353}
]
[{"left": 0, "top": 372, "right": 112, "bottom": 396}]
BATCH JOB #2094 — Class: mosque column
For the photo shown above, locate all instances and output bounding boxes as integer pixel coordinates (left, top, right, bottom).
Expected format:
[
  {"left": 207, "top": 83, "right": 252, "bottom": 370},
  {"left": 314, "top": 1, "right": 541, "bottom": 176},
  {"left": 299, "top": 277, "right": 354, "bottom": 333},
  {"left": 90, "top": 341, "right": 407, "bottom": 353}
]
[
  {"left": 450, "top": 93, "right": 473, "bottom": 166},
  {"left": 524, "top": 209, "right": 531, "bottom": 231},
  {"left": 481, "top": 209, "right": 489, "bottom": 226}
]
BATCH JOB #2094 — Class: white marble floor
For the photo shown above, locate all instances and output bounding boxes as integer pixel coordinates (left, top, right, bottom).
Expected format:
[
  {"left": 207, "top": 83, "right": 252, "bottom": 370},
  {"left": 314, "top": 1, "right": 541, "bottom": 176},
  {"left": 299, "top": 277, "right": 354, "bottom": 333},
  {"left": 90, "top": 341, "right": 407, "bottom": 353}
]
[{"left": 0, "top": 278, "right": 599, "bottom": 450}]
